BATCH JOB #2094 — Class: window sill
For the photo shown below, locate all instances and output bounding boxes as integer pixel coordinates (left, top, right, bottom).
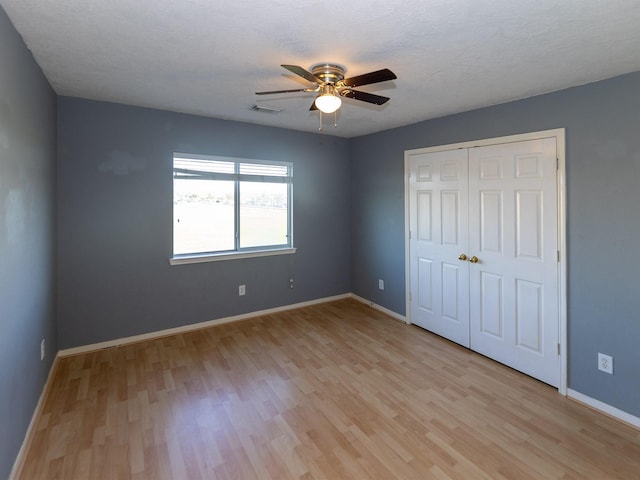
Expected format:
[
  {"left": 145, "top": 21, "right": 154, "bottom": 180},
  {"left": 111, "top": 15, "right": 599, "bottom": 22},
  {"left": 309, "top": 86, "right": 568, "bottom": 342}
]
[{"left": 169, "top": 247, "right": 297, "bottom": 265}]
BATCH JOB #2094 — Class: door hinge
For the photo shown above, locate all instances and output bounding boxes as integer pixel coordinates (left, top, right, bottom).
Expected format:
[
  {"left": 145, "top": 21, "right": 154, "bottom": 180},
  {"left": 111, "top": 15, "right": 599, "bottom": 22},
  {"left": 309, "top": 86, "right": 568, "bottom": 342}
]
[
  {"left": 409, "top": 230, "right": 412, "bottom": 239},
  {"left": 557, "top": 343, "right": 561, "bottom": 355},
  {"left": 557, "top": 250, "right": 560, "bottom": 262},
  {"left": 556, "top": 158, "right": 559, "bottom": 170}
]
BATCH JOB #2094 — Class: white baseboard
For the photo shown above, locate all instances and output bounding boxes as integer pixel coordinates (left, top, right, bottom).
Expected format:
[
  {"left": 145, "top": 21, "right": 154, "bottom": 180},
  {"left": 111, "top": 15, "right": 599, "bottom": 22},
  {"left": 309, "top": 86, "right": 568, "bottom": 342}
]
[
  {"left": 58, "top": 294, "right": 352, "bottom": 357},
  {"left": 9, "top": 356, "right": 59, "bottom": 480},
  {"left": 350, "top": 294, "right": 408, "bottom": 323},
  {"left": 567, "top": 389, "right": 640, "bottom": 430}
]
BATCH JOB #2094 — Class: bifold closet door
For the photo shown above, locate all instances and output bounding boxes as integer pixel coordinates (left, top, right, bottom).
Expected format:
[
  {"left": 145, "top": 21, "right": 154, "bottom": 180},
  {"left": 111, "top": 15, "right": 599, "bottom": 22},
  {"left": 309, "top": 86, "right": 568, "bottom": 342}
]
[
  {"left": 408, "top": 137, "right": 560, "bottom": 387},
  {"left": 468, "top": 138, "right": 559, "bottom": 387},
  {"left": 408, "top": 148, "right": 470, "bottom": 347}
]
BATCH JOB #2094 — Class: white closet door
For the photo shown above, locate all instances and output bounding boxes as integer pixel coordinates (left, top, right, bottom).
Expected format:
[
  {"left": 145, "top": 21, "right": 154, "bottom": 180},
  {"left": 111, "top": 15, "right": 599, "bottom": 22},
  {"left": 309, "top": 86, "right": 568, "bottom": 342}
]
[
  {"left": 468, "top": 138, "right": 559, "bottom": 387},
  {"left": 408, "top": 136, "right": 561, "bottom": 387},
  {"left": 408, "top": 149, "right": 470, "bottom": 347}
]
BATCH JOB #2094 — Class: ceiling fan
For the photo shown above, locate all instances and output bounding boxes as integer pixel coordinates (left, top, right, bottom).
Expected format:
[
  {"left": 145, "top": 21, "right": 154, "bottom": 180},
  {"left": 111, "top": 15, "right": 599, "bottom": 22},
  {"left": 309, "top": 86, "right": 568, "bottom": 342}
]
[{"left": 256, "top": 64, "right": 397, "bottom": 114}]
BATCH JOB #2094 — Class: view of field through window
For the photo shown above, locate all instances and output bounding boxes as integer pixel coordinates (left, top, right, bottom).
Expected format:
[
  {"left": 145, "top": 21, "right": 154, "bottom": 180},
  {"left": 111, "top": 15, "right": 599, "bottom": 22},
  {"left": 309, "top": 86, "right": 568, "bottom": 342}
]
[{"left": 173, "top": 178, "right": 288, "bottom": 255}]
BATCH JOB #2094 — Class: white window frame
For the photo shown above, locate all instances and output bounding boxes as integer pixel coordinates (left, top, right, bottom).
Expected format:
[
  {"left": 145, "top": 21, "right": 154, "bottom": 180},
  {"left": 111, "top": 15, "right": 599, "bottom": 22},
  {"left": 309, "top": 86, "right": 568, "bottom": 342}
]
[{"left": 170, "top": 153, "right": 296, "bottom": 265}]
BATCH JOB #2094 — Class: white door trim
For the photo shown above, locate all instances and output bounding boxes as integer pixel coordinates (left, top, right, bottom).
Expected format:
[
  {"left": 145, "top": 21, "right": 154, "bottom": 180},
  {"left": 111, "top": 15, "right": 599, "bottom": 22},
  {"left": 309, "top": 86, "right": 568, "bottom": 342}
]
[{"left": 404, "top": 128, "right": 567, "bottom": 395}]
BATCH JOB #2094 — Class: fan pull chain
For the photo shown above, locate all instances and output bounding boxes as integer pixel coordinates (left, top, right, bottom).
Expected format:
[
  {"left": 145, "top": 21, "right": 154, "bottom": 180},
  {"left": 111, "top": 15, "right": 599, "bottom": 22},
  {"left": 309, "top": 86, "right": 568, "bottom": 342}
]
[{"left": 317, "top": 111, "right": 338, "bottom": 131}]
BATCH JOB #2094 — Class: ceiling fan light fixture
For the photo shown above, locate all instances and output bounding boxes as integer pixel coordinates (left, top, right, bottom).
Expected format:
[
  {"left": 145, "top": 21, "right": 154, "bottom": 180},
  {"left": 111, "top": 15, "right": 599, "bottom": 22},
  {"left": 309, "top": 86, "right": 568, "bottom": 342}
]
[{"left": 315, "top": 86, "right": 342, "bottom": 114}]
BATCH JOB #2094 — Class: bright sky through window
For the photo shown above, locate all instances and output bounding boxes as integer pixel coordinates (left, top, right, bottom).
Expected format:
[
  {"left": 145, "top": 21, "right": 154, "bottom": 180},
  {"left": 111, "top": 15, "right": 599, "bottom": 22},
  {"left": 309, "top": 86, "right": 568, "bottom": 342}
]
[{"left": 173, "top": 154, "right": 293, "bottom": 257}]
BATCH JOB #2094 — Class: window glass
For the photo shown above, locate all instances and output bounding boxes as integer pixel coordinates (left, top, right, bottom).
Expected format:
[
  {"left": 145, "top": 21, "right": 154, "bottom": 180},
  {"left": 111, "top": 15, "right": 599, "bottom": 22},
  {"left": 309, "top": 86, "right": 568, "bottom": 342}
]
[
  {"left": 173, "top": 178, "right": 235, "bottom": 254},
  {"left": 173, "top": 154, "right": 292, "bottom": 256},
  {"left": 240, "top": 181, "right": 288, "bottom": 248}
]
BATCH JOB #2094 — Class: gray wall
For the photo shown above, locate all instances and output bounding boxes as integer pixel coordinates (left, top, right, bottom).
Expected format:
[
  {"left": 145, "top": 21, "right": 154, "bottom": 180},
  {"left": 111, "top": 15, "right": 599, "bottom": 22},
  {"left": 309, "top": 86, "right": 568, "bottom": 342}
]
[
  {"left": 0, "top": 7, "right": 57, "bottom": 479},
  {"left": 4, "top": 2, "right": 640, "bottom": 470},
  {"left": 57, "top": 97, "right": 351, "bottom": 349},
  {"left": 350, "top": 72, "right": 640, "bottom": 418}
]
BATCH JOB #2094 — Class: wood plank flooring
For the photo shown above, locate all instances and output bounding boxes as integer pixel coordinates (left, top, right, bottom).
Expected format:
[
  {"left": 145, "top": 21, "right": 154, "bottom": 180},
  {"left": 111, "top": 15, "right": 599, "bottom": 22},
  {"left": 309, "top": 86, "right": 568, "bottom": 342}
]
[{"left": 16, "top": 299, "right": 640, "bottom": 479}]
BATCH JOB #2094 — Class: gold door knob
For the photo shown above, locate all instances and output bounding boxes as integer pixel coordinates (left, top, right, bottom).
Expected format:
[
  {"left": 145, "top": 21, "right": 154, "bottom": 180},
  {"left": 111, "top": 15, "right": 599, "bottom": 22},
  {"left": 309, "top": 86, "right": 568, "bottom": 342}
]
[
  {"left": 469, "top": 256, "right": 479, "bottom": 263},
  {"left": 458, "top": 254, "right": 467, "bottom": 261}
]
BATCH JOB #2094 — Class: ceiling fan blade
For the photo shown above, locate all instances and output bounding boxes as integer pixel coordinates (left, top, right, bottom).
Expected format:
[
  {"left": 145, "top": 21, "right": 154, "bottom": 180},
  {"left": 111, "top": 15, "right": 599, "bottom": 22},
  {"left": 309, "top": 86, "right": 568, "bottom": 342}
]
[
  {"left": 281, "top": 64, "right": 321, "bottom": 84},
  {"left": 341, "top": 89, "right": 390, "bottom": 105},
  {"left": 342, "top": 68, "right": 397, "bottom": 88},
  {"left": 255, "top": 88, "right": 313, "bottom": 95}
]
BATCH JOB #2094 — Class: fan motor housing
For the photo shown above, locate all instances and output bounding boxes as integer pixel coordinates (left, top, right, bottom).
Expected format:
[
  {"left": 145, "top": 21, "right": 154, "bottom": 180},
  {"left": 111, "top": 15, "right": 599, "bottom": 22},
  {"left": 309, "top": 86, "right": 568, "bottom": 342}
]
[{"left": 311, "top": 64, "right": 345, "bottom": 85}]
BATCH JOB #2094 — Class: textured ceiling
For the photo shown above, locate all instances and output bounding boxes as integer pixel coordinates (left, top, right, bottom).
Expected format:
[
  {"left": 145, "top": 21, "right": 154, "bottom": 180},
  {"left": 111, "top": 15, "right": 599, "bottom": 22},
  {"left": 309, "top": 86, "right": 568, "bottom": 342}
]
[{"left": 3, "top": 0, "right": 640, "bottom": 138}]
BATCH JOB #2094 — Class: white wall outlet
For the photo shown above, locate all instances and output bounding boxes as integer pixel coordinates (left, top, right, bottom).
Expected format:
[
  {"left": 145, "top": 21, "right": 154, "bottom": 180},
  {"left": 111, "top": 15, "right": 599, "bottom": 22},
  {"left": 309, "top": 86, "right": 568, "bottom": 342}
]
[
  {"left": 289, "top": 278, "right": 294, "bottom": 289},
  {"left": 378, "top": 279, "right": 384, "bottom": 290},
  {"left": 239, "top": 284, "right": 246, "bottom": 296},
  {"left": 598, "top": 352, "right": 613, "bottom": 374},
  {"left": 40, "top": 339, "right": 45, "bottom": 361}
]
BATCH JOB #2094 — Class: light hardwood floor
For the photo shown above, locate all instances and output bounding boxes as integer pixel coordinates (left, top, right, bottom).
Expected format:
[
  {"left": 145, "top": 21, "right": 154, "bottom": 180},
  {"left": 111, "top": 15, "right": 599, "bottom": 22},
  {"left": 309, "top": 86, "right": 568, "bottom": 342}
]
[{"left": 16, "top": 299, "right": 640, "bottom": 479}]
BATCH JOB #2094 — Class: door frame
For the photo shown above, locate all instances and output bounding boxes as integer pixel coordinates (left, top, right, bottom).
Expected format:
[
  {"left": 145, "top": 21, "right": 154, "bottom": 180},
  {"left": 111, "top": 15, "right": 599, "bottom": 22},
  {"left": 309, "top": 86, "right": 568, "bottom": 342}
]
[{"left": 404, "top": 128, "right": 567, "bottom": 395}]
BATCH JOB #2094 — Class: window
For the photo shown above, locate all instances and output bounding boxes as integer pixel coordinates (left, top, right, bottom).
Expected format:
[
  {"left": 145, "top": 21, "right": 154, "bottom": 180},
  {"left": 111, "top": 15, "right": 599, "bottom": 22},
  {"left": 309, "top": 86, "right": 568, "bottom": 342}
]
[{"left": 172, "top": 153, "right": 293, "bottom": 262}]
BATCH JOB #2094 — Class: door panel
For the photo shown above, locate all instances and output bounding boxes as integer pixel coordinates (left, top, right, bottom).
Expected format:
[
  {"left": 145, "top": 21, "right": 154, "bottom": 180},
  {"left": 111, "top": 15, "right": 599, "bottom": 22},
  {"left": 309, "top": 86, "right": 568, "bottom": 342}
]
[
  {"left": 417, "top": 257, "right": 433, "bottom": 311},
  {"left": 417, "top": 191, "right": 432, "bottom": 241},
  {"left": 480, "top": 191, "right": 503, "bottom": 253},
  {"left": 516, "top": 279, "right": 543, "bottom": 352},
  {"left": 479, "top": 271, "right": 504, "bottom": 339},
  {"left": 468, "top": 138, "right": 559, "bottom": 386},
  {"left": 442, "top": 262, "right": 461, "bottom": 321},
  {"left": 409, "top": 149, "right": 470, "bottom": 347},
  {"left": 516, "top": 191, "right": 542, "bottom": 260},
  {"left": 441, "top": 191, "right": 460, "bottom": 245}
]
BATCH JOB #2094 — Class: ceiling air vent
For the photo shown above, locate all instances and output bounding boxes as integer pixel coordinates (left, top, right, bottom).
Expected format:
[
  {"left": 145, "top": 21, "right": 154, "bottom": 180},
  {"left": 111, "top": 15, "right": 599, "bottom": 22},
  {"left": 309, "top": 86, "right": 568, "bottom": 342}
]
[{"left": 251, "top": 104, "right": 282, "bottom": 113}]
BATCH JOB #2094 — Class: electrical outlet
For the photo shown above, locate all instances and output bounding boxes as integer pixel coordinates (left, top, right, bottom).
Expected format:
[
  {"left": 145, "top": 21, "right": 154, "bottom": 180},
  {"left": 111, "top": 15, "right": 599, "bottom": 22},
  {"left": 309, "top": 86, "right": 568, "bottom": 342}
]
[
  {"left": 378, "top": 279, "right": 384, "bottom": 290},
  {"left": 239, "top": 284, "right": 246, "bottom": 296},
  {"left": 41, "top": 339, "right": 45, "bottom": 361},
  {"left": 598, "top": 352, "right": 613, "bottom": 374},
  {"left": 289, "top": 278, "right": 294, "bottom": 289}
]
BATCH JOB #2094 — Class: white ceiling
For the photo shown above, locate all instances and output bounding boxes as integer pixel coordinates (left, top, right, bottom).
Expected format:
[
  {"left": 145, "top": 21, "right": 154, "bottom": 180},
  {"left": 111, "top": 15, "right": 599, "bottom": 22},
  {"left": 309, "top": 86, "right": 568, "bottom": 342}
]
[{"left": 3, "top": 0, "right": 640, "bottom": 138}]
